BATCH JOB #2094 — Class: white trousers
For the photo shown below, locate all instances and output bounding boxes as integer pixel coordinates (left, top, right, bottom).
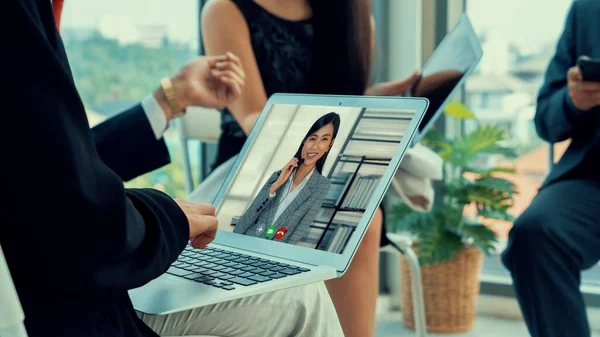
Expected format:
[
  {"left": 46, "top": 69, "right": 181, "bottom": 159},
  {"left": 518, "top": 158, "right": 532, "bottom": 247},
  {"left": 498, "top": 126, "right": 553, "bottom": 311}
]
[{"left": 136, "top": 282, "right": 344, "bottom": 337}]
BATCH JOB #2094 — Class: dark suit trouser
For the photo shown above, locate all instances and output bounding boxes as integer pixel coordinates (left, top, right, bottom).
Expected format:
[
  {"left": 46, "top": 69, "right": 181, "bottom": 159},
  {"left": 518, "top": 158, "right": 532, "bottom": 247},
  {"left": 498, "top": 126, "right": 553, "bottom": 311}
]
[{"left": 502, "top": 179, "right": 600, "bottom": 337}]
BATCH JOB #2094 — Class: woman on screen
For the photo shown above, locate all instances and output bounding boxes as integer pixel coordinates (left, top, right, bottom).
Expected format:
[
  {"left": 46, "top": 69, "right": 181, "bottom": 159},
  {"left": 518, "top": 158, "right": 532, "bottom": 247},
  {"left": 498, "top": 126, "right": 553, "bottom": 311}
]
[{"left": 233, "top": 112, "right": 340, "bottom": 244}]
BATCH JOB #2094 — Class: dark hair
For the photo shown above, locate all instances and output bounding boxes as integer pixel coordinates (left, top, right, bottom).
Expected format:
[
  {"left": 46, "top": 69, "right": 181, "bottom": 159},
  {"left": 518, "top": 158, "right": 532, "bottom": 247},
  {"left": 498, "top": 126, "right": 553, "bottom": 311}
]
[
  {"left": 294, "top": 112, "right": 341, "bottom": 173},
  {"left": 307, "top": 0, "right": 373, "bottom": 95}
]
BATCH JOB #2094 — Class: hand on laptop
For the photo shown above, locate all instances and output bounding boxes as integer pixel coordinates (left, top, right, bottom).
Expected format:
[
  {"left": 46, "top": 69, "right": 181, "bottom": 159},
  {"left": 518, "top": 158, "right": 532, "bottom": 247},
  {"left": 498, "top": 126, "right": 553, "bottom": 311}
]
[
  {"left": 567, "top": 64, "right": 600, "bottom": 111},
  {"left": 175, "top": 199, "right": 218, "bottom": 249},
  {"left": 364, "top": 71, "right": 420, "bottom": 96}
]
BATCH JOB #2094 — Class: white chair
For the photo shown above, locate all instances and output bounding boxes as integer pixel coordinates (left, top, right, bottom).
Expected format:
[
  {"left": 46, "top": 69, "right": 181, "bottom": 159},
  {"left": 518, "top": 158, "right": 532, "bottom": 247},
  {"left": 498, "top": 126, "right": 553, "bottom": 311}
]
[
  {"left": 0, "top": 244, "right": 28, "bottom": 337},
  {"left": 176, "top": 106, "right": 222, "bottom": 196},
  {"left": 380, "top": 233, "right": 427, "bottom": 337}
]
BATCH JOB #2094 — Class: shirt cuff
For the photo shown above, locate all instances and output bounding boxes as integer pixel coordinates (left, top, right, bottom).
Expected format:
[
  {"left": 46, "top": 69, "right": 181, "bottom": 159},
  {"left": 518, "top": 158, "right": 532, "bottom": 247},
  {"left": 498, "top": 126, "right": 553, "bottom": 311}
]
[{"left": 141, "top": 95, "right": 168, "bottom": 140}]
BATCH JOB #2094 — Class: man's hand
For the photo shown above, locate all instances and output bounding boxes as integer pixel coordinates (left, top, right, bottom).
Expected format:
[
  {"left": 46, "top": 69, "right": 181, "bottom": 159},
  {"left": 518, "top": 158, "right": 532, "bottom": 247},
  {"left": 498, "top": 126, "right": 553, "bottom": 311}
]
[
  {"left": 155, "top": 52, "right": 245, "bottom": 121},
  {"left": 567, "top": 65, "right": 600, "bottom": 111},
  {"left": 174, "top": 199, "right": 218, "bottom": 249}
]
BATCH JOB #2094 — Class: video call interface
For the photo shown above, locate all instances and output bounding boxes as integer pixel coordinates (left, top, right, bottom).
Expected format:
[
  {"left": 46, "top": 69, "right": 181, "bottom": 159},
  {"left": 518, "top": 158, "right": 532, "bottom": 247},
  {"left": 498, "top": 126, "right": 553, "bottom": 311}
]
[{"left": 216, "top": 104, "right": 417, "bottom": 254}]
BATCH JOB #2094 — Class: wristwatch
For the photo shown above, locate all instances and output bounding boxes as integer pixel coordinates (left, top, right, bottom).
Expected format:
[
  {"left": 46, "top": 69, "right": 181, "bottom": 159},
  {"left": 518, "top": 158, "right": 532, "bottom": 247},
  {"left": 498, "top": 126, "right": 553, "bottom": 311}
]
[{"left": 160, "top": 77, "right": 186, "bottom": 119}]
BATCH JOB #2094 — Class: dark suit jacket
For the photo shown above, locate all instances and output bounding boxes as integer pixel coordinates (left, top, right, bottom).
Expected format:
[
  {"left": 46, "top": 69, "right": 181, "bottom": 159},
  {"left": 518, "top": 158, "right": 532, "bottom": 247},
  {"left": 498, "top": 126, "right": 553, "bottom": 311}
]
[
  {"left": 536, "top": 0, "right": 600, "bottom": 187},
  {"left": 1, "top": 1, "right": 187, "bottom": 337},
  {"left": 92, "top": 104, "right": 170, "bottom": 182}
]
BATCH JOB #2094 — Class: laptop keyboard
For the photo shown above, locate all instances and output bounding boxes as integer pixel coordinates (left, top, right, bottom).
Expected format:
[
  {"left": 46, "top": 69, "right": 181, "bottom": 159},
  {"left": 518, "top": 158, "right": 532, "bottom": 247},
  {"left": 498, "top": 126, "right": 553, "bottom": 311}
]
[{"left": 166, "top": 245, "right": 311, "bottom": 290}]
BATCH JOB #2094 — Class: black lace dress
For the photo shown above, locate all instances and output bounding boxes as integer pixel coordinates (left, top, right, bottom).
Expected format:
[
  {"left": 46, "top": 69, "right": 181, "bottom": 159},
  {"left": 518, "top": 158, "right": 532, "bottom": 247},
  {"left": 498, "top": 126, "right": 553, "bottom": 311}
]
[{"left": 212, "top": 0, "right": 314, "bottom": 169}]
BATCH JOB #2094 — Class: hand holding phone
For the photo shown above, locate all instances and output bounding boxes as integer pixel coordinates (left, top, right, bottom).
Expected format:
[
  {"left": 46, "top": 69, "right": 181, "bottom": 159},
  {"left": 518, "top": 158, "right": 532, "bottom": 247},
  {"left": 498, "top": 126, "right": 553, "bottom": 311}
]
[
  {"left": 567, "top": 56, "right": 600, "bottom": 111},
  {"left": 578, "top": 56, "right": 600, "bottom": 82},
  {"left": 270, "top": 157, "right": 300, "bottom": 194}
]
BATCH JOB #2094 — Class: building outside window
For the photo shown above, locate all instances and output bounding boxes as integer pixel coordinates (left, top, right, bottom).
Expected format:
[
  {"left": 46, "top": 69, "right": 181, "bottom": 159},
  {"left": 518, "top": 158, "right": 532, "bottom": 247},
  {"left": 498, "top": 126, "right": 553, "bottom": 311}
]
[{"left": 61, "top": 0, "right": 200, "bottom": 198}]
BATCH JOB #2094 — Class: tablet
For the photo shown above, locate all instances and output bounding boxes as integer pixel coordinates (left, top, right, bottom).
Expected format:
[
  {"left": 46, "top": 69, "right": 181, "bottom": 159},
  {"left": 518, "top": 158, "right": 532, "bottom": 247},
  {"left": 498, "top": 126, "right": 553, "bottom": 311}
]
[{"left": 408, "top": 13, "right": 483, "bottom": 145}]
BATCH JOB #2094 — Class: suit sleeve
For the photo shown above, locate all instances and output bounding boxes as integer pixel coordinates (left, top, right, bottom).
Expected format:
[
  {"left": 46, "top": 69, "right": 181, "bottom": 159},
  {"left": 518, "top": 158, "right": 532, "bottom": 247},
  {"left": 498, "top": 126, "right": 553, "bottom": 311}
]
[
  {"left": 287, "top": 180, "right": 331, "bottom": 245},
  {"left": 1, "top": 0, "right": 189, "bottom": 294},
  {"left": 234, "top": 172, "right": 280, "bottom": 234},
  {"left": 92, "top": 104, "right": 171, "bottom": 182},
  {"left": 534, "top": 1, "right": 583, "bottom": 143}
]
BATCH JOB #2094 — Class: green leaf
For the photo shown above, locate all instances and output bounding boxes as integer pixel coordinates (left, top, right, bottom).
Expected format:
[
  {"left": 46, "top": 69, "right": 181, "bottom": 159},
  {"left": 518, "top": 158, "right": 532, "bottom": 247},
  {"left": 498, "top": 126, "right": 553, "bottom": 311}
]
[
  {"left": 447, "top": 125, "right": 507, "bottom": 167},
  {"left": 465, "top": 166, "right": 517, "bottom": 177},
  {"left": 477, "top": 209, "right": 516, "bottom": 222},
  {"left": 444, "top": 101, "right": 475, "bottom": 120},
  {"left": 474, "top": 176, "right": 517, "bottom": 195},
  {"left": 415, "top": 230, "right": 464, "bottom": 265},
  {"left": 459, "top": 223, "right": 498, "bottom": 256},
  {"left": 389, "top": 203, "right": 436, "bottom": 235}
]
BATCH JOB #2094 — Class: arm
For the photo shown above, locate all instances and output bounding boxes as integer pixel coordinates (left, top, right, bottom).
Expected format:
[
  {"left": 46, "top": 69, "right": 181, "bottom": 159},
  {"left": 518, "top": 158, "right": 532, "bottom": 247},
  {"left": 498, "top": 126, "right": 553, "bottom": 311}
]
[
  {"left": 1, "top": 0, "right": 234, "bottom": 294},
  {"left": 202, "top": 0, "right": 266, "bottom": 135},
  {"left": 92, "top": 103, "right": 170, "bottom": 182},
  {"left": 287, "top": 181, "right": 331, "bottom": 244},
  {"left": 534, "top": 1, "right": 581, "bottom": 143},
  {"left": 93, "top": 48, "right": 245, "bottom": 181}
]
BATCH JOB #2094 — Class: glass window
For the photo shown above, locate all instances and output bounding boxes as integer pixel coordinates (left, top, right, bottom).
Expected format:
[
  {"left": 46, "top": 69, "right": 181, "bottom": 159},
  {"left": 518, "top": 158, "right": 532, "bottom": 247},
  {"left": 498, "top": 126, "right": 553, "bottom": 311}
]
[
  {"left": 467, "top": 0, "right": 600, "bottom": 287},
  {"left": 61, "top": 0, "right": 199, "bottom": 198}
]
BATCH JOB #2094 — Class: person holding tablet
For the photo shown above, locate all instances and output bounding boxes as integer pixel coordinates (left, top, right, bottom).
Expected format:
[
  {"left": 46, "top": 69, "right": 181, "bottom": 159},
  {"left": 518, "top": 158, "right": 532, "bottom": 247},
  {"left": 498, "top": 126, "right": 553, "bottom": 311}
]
[{"left": 201, "top": 1, "right": 420, "bottom": 335}]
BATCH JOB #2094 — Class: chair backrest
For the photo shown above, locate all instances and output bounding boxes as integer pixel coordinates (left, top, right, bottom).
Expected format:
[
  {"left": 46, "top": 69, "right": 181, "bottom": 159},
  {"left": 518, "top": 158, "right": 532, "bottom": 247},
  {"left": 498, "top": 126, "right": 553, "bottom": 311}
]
[
  {"left": 0, "top": 244, "right": 28, "bottom": 337},
  {"left": 177, "top": 106, "right": 222, "bottom": 195}
]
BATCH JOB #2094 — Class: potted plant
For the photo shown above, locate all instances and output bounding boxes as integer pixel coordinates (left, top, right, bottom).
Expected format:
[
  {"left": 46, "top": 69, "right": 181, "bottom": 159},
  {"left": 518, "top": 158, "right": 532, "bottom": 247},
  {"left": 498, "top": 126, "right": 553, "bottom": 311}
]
[{"left": 390, "top": 102, "right": 518, "bottom": 333}]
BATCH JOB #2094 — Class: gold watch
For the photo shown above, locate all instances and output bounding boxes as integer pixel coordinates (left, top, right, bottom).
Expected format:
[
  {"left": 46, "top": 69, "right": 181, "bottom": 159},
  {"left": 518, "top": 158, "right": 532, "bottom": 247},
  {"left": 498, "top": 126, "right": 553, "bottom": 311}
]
[{"left": 160, "top": 77, "right": 186, "bottom": 119}]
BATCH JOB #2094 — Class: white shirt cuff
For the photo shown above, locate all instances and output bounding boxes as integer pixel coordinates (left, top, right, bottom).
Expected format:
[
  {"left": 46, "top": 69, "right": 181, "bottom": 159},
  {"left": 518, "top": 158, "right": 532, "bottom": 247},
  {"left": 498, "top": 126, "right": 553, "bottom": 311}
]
[{"left": 141, "top": 95, "right": 168, "bottom": 140}]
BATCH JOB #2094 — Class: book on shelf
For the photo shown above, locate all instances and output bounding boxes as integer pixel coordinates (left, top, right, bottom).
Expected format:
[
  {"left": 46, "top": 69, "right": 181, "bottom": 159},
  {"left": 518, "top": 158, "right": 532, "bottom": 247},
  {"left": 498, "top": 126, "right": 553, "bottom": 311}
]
[
  {"left": 341, "top": 174, "right": 381, "bottom": 210},
  {"left": 327, "top": 224, "right": 345, "bottom": 252},
  {"left": 324, "top": 172, "right": 352, "bottom": 207},
  {"left": 325, "top": 223, "right": 356, "bottom": 253}
]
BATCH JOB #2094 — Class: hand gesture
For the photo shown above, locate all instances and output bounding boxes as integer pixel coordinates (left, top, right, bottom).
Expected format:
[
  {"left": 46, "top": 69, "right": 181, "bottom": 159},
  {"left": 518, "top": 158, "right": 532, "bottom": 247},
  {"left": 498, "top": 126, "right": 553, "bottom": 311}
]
[
  {"left": 269, "top": 157, "right": 299, "bottom": 194},
  {"left": 174, "top": 52, "right": 245, "bottom": 110}
]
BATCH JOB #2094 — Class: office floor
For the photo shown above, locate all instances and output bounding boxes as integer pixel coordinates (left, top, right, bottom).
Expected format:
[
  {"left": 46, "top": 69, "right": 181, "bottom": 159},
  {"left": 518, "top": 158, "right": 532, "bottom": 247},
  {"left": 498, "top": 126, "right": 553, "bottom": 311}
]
[{"left": 375, "top": 312, "right": 600, "bottom": 337}]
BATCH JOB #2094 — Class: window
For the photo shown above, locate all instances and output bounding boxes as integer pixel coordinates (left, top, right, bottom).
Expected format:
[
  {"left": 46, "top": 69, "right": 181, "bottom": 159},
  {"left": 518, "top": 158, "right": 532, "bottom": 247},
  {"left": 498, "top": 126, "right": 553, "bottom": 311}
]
[
  {"left": 61, "top": 0, "right": 199, "bottom": 198},
  {"left": 466, "top": 0, "right": 600, "bottom": 287}
]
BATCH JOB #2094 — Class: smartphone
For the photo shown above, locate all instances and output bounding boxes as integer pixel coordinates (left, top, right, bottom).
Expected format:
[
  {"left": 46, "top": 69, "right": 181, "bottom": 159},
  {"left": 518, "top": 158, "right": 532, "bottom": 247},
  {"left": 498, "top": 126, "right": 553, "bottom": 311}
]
[{"left": 577, "top": 56, "right": 600, "bottom": 82}]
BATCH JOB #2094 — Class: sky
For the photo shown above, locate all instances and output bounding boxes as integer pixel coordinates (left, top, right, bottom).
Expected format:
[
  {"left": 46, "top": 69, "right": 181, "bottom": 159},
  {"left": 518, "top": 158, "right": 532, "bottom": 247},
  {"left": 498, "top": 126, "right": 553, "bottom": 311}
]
[
  {"left": 61, "top": 0, "right": 199, "bottom": 43},
  {"left": 61, "top": 0, "right": 574, "bottom": 50},
  {"left": 467, "top": 0, "right": 574, "bottom": 51}
]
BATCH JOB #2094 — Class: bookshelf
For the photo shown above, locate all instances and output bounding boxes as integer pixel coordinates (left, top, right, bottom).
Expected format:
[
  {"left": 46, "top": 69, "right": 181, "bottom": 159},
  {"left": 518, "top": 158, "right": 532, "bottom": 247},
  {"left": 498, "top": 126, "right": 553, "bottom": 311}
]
[{"left": 312, "top": 108, "right": 414, "bottom": 253}]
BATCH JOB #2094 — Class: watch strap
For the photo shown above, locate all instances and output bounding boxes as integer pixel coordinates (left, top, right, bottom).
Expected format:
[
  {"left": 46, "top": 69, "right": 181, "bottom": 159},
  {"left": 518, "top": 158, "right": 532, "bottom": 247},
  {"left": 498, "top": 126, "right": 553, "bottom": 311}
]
[{"left": 160, "top": 77, "right": 186, "bottom": 119}]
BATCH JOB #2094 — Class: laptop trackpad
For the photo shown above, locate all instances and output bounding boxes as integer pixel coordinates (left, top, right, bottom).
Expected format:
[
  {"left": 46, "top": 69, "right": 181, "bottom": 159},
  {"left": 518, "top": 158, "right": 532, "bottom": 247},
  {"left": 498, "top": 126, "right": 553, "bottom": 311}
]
[{"left": 129, "top": 274, "right": 215, "bottom": 315}]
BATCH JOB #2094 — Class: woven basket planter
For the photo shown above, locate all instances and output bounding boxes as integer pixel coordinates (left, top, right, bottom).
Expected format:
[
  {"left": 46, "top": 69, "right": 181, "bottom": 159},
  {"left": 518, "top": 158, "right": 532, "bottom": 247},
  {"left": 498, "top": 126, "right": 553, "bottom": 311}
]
[{"left": 400, "top": 246, "right": 483, "bottom": 333}]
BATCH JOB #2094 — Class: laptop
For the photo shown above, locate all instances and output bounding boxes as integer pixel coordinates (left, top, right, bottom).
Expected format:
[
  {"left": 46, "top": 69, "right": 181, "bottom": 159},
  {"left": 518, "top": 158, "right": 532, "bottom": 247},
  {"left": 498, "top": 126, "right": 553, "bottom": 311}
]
[
  {"left": 407, "top": 13, "right": 483, "bottom": 145},
  {"left": 130, "top": 94, "right": 428, "bottom": 314}
]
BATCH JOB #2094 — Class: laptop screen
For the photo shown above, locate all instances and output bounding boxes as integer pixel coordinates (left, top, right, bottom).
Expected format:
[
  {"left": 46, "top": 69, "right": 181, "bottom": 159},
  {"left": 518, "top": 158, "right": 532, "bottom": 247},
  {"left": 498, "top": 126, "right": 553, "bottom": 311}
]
[{"left": 215, "top": 103, "right": 418, "bottom": 254}]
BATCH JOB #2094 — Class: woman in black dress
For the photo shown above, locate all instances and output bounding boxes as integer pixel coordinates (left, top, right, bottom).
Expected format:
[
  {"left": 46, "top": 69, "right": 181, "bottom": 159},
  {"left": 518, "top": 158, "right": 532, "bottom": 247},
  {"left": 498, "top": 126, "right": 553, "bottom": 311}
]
[{"left": 202, "top": 1, "right": 418, "bottom": 335}]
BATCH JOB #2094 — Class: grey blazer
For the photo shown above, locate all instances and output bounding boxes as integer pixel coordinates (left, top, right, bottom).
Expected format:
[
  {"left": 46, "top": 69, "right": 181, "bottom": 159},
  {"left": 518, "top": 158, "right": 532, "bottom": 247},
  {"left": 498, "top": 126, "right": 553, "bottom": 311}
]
[{"left": 233, "top": 170, "right": 331, "bottom": 244}]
